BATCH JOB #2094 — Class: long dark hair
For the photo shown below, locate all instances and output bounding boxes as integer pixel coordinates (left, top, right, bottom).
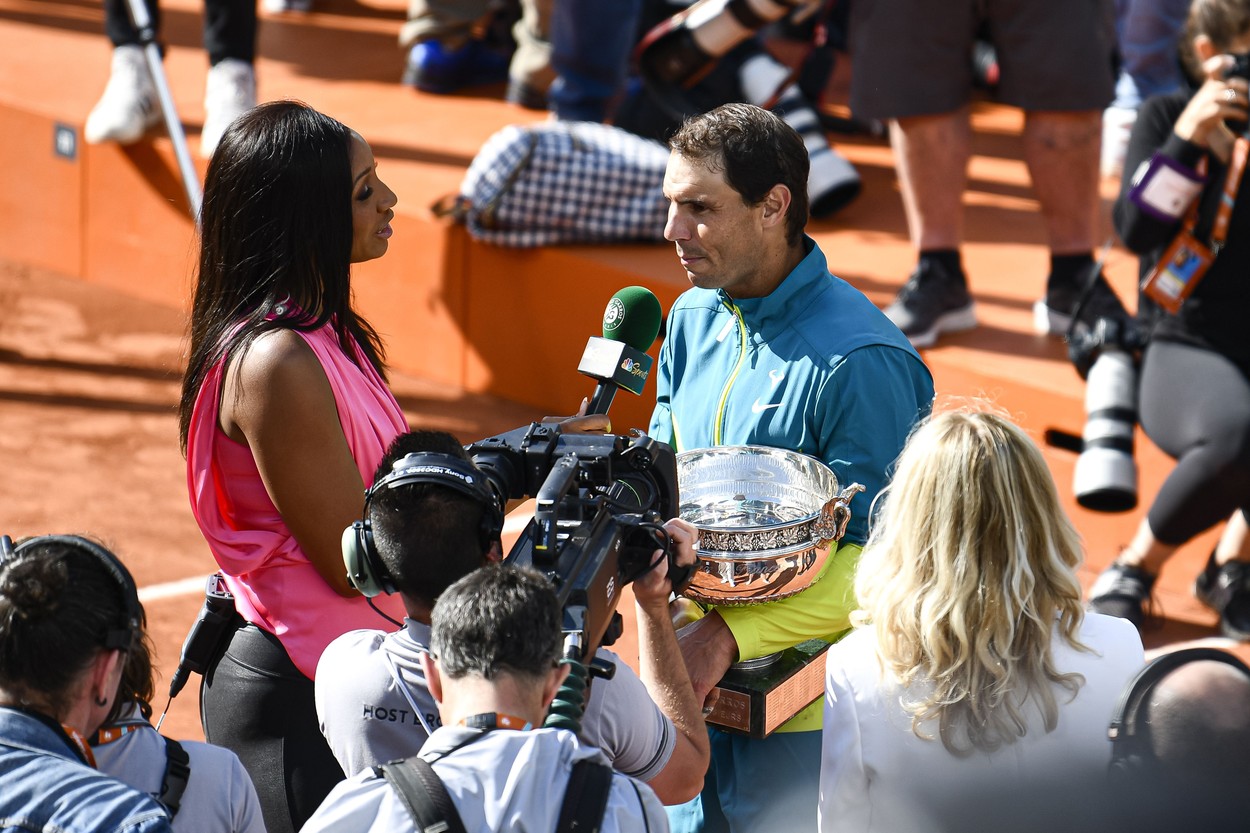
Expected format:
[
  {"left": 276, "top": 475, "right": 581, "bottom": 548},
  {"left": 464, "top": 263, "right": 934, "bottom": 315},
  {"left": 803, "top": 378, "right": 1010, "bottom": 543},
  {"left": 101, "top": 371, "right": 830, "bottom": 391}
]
[{"left": 178, "top": 100, "right": 387, "bottom": 452}]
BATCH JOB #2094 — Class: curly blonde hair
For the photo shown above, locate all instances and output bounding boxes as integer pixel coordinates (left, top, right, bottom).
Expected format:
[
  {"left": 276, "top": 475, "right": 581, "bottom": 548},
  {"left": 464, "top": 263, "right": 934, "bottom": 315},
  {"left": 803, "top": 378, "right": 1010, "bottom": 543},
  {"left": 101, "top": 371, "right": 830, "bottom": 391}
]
[{"left": 854, "top": 409, "right": 1088, "bottom": 756}]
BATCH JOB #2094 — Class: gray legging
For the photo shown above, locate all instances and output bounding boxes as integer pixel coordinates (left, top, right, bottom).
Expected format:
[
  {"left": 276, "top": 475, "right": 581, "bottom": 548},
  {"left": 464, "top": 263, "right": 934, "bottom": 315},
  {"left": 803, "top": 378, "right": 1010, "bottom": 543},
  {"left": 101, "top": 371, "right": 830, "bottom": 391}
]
[{"left": 1139, "top": 339, "right": 1250, "bottom": 544}]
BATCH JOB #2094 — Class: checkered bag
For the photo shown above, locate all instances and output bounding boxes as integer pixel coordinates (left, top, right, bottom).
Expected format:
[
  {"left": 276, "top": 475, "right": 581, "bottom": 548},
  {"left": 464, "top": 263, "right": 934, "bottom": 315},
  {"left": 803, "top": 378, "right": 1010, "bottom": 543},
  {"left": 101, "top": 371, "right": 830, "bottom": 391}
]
[{"left": 438, "top": 121, "right": 671, "bottom": 247}]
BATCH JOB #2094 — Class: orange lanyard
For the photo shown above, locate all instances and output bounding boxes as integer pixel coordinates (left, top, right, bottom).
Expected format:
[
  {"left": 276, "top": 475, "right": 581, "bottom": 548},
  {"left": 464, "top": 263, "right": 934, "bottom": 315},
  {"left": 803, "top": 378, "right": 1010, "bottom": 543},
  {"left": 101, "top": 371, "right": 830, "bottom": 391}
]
[
  {"left": 94, "top": 721, "right": 147, "bottom": 745},
  {"left": 1184, "top": 137, "right": 1249, "bottom": 253},
  {"left": 61, "top": 722, "right": 98, "bottom": 768},
  {"left": 459, "top": 712, "right": 533, "bottom": 731},
  {"left": 1212, "top": 136, "right": 1249, "bottom": 250}
]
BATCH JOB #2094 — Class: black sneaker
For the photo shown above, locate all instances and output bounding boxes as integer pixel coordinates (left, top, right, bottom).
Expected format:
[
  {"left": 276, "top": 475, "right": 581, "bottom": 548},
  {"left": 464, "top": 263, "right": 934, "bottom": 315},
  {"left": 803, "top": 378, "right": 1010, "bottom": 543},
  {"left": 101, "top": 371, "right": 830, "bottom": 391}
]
[
  {"left": 1033, "top": 271, "right": 1129, "bottom": 337},
  {"left": 1193, "top": 551, "right": 1250, "bottom": 641},
  {"left": 883, "top": 261, "right": 977, "bottom": 348},
  {"left": 1088, "top": 561, "right": 1156, "bottom": 631}
]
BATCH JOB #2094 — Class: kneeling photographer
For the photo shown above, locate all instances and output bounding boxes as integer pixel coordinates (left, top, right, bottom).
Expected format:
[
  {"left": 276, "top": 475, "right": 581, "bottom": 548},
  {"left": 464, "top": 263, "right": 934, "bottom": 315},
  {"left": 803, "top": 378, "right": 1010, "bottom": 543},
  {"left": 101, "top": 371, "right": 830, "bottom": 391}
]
[{"left": 1087, "top": 0, "right": 1250, "bottom": 640}]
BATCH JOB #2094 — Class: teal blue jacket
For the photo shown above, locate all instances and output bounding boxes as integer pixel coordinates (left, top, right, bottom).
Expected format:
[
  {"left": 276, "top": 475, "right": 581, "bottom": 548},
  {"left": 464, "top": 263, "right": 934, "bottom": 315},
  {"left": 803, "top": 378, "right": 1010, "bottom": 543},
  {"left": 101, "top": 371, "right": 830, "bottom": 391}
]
[
  {"left": 649, "top": 239, "right": 933, "bottom": 730},
  {"left": 650, "top": 239, "right": 933, "bottom": 544}
]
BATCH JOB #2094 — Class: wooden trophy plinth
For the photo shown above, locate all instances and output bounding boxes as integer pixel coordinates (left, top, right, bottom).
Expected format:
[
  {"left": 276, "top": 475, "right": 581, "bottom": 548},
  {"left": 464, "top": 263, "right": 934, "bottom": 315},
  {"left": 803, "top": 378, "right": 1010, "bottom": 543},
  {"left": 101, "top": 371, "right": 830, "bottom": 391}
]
[{"left": 705, "top": 639, "right": 830, "bottom": 739}]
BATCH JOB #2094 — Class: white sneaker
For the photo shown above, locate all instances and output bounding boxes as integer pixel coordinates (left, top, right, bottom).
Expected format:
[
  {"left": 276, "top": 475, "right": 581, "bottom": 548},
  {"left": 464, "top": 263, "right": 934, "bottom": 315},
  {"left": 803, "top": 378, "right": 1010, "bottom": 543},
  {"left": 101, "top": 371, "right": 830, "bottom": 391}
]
[
  {"left": 1101, "top": 105, "right": 1138, "bottom": 180},
  {"left": 202, "top": 59, "right": 256, "bottom": 158},
  {"left": 85, "top": 45, "right": 161, "bottom": 145}
]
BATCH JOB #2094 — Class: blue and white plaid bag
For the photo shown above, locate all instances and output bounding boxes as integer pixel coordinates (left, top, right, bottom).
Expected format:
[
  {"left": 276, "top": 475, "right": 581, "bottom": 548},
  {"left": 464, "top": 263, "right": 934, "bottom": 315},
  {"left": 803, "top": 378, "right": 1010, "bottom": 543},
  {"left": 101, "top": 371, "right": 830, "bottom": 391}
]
[{"left": 439, "top": 121, "right": 671, "bottom": 247}]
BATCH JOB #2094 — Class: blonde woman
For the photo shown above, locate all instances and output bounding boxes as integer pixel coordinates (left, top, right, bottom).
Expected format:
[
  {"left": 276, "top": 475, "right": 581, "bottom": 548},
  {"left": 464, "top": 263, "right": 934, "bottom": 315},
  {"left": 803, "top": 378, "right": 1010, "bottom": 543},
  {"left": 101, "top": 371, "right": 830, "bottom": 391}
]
[{"left": 818, "top": 410, "right": 1144, "bottom": 833}]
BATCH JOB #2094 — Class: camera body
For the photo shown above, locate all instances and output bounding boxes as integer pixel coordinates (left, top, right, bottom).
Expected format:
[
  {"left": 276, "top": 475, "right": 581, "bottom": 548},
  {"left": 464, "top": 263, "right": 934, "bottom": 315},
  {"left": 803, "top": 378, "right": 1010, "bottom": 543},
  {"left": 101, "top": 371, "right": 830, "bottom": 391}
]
[
  {"left": 466, "top": 423, "right": 691, "bottom": 663},
  {"left": 1226, "top": 51, "right": 1250, "bottom": 80},
  {"left": 1068, "top": 317, "right": 1149, "bottom": 512}
]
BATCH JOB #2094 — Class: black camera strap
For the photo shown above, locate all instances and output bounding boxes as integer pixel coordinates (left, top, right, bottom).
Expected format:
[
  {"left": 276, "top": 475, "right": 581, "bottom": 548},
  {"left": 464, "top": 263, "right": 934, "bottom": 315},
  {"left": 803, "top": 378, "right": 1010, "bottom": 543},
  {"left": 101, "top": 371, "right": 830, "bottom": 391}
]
[
  {"left": 379, "top": 755, "right": 612, "bottom": 833},
  {"left": 378, "top": 756, "right": 468, "bottom": 833},
  {"left": 554, "top": 758, "right": 614, "bottom": 833},
  {"left": 159, "top": 736, "right": 191, "bottom": 819}
]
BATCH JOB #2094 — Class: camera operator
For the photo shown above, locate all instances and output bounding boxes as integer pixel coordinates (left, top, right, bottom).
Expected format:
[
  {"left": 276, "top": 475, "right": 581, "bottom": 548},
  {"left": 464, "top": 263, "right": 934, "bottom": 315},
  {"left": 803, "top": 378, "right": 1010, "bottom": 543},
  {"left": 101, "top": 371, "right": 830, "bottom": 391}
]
[
  {"left": 303, "top": 563, "right": 670, "bottom": 832},
  {"left": 1088, "top": 0, "right": 1250, "bottom": 640},
  {"left": 314, "top": 430, "right": 710, "bottom": 803}
]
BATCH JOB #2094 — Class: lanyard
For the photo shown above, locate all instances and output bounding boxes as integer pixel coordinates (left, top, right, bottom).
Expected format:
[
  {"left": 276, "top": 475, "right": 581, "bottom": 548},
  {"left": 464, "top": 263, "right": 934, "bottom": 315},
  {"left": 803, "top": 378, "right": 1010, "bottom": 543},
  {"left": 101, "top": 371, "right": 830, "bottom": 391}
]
[
  {"left": 94, "top": 719, "right": 149, "bottom": 745},
  {"left": 458, "top": 712, "right": 533, "bottom": 731},
  {"left": 61, "top": 722, "right": 98, "bottom": 768},
  {"left": 1183, "top": 136, "right": 1249, "bottom": 252},
  {"left": 1212, "top": 136, "right": 1250, "bottom": 249}
]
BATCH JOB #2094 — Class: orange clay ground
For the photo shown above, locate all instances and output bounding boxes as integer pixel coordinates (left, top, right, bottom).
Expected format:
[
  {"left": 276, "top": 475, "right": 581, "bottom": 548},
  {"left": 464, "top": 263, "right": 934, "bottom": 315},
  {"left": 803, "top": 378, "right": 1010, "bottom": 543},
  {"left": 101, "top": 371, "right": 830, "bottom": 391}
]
[{"left": 1, "top": 0, "right": 1247, "bottom": 745}]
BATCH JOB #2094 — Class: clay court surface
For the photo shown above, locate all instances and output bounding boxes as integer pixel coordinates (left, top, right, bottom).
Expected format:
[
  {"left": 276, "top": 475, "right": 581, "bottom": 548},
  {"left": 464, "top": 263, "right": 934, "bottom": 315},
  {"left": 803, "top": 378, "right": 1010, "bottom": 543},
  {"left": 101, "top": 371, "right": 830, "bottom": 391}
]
[
  {"left": 3, "top": 0, "right": 1249, "bottom": 745},
  {"left": 0, "top": 255, "right": 547, "bottom": 740}
]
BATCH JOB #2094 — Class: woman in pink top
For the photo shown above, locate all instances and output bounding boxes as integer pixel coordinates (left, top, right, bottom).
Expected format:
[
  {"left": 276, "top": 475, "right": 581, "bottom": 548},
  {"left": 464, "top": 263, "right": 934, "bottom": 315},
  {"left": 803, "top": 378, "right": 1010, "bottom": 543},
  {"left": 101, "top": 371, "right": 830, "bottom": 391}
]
[{"left": 177, "top": 100, "right": 409, "bottom": 833}]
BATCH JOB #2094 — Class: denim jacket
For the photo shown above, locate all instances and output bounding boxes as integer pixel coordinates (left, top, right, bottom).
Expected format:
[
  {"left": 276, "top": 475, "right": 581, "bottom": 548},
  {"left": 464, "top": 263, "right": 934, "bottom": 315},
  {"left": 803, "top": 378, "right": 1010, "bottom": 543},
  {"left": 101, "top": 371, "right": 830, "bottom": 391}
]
[{"left": 0, "top": 707, "right": 171, "bottom": 833}]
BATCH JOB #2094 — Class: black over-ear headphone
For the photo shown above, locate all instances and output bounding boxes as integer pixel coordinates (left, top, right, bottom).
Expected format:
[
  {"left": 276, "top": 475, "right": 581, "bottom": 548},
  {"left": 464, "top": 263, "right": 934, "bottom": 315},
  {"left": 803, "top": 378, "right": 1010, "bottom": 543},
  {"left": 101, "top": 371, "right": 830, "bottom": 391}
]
[
  {"left": 0, "top": 534, "right": 142, "bottom": 651},
  {"left": 342, "top": 452, "right": 504, "bottom": 598},
  {"left": 1107, "top": 646, "right": 1250, "bottom": 784}
]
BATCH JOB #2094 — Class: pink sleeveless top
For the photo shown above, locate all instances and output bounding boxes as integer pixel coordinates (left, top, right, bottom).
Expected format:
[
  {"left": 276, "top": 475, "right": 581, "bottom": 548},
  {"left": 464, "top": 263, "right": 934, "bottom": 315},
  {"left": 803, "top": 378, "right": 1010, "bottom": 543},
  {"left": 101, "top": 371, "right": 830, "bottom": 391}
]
[{"left": 186, "top": 321, "right": 409, "bottom": 679}]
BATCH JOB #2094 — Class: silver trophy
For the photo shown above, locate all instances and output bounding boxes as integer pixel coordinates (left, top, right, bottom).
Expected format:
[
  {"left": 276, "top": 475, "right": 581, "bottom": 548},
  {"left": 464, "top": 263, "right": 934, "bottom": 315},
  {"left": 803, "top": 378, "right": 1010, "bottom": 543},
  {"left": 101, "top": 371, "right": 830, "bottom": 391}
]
[{"left": 677, "top": 446, "right": 862, "bottom": 737}]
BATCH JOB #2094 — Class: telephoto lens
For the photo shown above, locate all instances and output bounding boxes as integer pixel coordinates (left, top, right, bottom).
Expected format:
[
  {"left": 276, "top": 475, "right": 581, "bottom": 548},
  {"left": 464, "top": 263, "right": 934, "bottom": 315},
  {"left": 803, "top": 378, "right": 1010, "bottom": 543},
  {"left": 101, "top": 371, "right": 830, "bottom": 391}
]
[{"left": 1074, "top": 347, "right": 1139, "bottom": 512}]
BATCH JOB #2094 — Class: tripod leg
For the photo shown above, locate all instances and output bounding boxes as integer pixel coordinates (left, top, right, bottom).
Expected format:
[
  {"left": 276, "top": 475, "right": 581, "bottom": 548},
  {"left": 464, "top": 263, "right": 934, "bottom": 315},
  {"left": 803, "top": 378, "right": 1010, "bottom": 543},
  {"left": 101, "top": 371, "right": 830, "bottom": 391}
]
[{"left": 121, "top": 0, "right": 203, "bottom": 221}]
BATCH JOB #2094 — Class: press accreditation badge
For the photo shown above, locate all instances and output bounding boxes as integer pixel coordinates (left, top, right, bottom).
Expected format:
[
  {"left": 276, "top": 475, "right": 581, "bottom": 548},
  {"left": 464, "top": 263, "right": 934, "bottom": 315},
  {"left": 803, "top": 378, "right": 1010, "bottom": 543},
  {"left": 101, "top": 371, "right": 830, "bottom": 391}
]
[
  {"left": 1141, "top": 228, "right": 1213, "bottom": 314},
  {"left": 1128, "top": 153, "right": 1205, "bottom": 222}
]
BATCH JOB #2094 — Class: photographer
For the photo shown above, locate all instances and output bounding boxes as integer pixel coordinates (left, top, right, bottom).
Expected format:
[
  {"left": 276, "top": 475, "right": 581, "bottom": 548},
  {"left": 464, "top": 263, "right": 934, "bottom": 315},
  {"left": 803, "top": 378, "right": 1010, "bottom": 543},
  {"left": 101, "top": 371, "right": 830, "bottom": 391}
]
[
  {"left": 303, "top": 564, "right": 670, "bottom": 832},
  {"left": 0, "top": 535, "right": 172, "bottom": 833},
  {"left": 1088, "top": 0, "right": 1250, "bottom": 640},
  {"left": 92, "top": 605, "right": 264, "bottom": 833},
  {"left": 315, "top": 430, "right": 709, "bottom": 802}
]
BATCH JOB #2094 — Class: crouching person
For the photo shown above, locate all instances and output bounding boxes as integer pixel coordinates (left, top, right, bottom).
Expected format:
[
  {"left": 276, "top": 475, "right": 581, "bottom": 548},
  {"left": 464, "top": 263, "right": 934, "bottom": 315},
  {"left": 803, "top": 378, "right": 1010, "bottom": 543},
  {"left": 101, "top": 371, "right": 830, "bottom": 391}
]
[{"left": 303, "top": 563, "right": 669, "bottom": 832}]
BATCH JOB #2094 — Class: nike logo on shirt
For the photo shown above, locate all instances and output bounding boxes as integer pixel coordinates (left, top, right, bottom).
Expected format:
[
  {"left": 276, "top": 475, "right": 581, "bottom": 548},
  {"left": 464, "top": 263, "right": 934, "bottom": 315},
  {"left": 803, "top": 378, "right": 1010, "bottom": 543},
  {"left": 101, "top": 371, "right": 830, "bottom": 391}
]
[{"left": 752, "top": 369, "right": 786, "bottom": 413}]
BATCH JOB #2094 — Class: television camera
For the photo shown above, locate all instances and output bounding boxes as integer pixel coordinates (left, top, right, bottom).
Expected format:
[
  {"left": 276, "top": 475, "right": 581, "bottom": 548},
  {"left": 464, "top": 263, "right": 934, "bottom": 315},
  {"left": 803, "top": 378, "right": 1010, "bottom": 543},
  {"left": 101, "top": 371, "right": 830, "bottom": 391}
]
[{"left": 467, "top": 421, "right": 694, "bottom": 668}]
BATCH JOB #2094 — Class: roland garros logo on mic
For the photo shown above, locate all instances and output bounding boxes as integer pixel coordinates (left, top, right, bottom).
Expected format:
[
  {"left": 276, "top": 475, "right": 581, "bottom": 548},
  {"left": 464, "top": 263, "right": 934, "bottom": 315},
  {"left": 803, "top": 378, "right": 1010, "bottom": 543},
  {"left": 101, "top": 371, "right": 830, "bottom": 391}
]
[{"left": 603, "top": 297, "right": 626, "bottom": 334}]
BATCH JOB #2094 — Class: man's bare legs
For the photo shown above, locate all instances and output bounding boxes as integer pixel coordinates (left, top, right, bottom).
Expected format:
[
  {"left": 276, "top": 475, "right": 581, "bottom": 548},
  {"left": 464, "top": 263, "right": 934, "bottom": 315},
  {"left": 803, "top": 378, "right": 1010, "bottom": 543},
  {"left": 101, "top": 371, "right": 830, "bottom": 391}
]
[
  {"left": 1022, "top": 109, "right": 1102, "bottom": 254},
  {"left": 884, "top": 106, "right": 1127, "bottom": 345},
  {"left": 882, "top": 108, "right": 978, "bottom": 347},
  {"left": 1022, "top": 108, "right": 1129, "bottom": 333},
  {"left": 890, "top": 108, "right": 972, "bottom": 251}
]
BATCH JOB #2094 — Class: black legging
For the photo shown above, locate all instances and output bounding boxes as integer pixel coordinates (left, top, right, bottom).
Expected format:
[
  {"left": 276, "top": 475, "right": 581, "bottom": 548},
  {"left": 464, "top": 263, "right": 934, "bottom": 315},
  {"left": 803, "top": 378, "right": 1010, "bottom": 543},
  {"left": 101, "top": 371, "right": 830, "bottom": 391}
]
[
  {"left": 1139, "top": 340, "right": 1250, "bottom": 544},
  {"left": 201, "top": 623, "right": 345, "bottom": 833}
]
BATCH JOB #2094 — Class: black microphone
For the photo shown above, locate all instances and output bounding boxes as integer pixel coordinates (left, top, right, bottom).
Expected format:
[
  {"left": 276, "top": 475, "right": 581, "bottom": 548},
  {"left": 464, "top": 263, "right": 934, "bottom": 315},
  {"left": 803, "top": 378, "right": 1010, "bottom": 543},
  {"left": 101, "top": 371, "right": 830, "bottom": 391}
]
[
  {"left": 578, "top": 286, "right": 664, "bottom": 416},
  {"left": 167, "top": 573, "right": 237, "bottom": 700}
]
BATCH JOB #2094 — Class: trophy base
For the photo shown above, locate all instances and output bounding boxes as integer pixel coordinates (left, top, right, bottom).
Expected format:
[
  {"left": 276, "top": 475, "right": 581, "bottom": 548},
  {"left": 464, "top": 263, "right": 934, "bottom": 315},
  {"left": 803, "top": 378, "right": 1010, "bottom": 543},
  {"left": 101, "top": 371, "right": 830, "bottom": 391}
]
[{"left": 705, "top": 639, "right": 830, "bottom": 739}]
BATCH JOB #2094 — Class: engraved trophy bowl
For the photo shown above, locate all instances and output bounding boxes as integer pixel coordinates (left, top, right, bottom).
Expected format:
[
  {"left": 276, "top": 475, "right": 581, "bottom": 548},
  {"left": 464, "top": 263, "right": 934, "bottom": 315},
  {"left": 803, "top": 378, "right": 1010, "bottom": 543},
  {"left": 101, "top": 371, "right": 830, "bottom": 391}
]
[{"left": 676, "top": 445, "right": 864, "bottom": 606}]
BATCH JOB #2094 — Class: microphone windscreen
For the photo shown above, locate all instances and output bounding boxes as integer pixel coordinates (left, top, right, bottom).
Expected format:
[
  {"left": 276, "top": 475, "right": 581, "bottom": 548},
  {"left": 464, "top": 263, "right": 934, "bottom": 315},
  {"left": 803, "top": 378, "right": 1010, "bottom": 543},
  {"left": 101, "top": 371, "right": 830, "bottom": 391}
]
[{"left": 602, "top": 286, "right": 663, "bottom": 352}]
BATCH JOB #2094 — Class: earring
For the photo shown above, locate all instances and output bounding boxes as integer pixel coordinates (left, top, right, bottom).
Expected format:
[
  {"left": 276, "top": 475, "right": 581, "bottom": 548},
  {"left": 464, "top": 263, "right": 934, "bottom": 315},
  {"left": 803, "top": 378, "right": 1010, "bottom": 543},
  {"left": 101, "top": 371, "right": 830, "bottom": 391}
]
[{"left": 94, "top": 694, "right": 108, "bottom": 707}]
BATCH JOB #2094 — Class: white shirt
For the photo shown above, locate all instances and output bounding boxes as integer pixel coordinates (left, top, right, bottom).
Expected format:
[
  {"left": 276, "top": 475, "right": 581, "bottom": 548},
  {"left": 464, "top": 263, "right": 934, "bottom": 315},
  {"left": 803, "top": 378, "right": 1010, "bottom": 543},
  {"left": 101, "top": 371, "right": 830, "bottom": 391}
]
[
  {"left": 315, "top": 619, "right": 676, "bottom": 780},
  {"left": 819, "top": 613, "right": 1144, "bottom": 833},
  {"left": 302, "top": 726, "right": 670, "bottom": 833},
  {"left": 92, "top": 705, "right": 265, "bottom": 833}
]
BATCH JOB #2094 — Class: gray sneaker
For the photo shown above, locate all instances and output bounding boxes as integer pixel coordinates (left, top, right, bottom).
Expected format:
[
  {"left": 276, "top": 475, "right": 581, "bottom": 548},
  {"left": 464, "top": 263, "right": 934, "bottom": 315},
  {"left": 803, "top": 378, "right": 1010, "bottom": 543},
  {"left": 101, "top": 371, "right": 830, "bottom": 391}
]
[{"left": 884, "top": 261, "right": 977, "bottom": 348}]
